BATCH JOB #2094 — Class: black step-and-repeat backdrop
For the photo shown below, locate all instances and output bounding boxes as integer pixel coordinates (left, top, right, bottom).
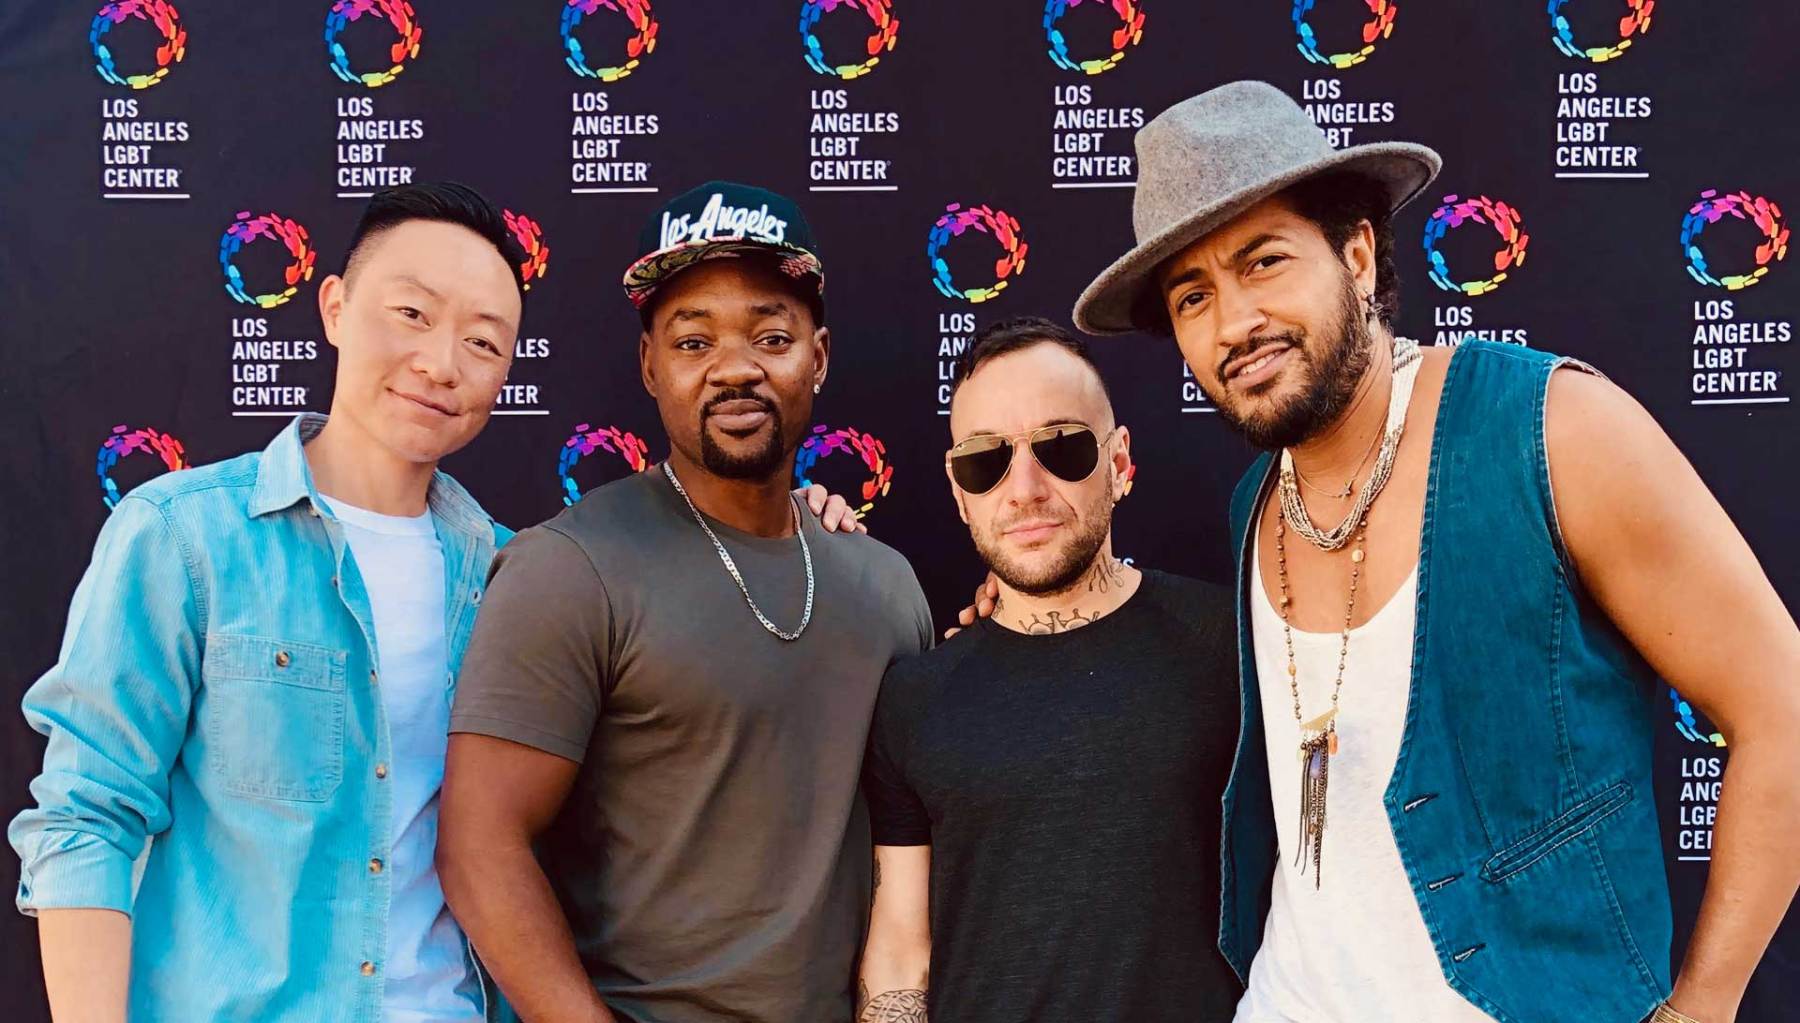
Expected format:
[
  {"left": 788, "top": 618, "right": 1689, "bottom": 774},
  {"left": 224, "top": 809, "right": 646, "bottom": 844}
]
[{"left": 2, "top": 1, "right": 1795, "bottom": 1018}]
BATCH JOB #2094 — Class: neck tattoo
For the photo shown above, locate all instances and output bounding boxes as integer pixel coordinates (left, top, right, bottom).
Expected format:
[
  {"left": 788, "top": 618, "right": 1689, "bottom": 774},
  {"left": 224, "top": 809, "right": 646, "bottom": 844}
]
[
  {"left": 997, "top": 557, "right": 1127, "bottom": 635},
  {"left": 1086, "top": 555, "right": 1127, "bottom": 593}
]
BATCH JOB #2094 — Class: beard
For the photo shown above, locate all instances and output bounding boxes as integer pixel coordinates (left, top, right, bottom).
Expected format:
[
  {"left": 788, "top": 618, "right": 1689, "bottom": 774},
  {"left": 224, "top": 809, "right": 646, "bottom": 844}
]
[
  {"left": 972, "top": 478, "right": 1115, "bottom": 598},
  {"left": 1209, "top": 269, "right": 1374, "bottom": 451},
  {"left": 698, "top": 388, "right": 788, "bottom": 481}
]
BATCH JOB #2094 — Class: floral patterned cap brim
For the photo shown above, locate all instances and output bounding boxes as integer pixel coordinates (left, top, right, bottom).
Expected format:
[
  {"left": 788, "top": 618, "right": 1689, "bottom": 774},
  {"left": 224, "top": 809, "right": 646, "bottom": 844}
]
[{"left": 623, "top": 237, "right": 824, "bottom": 309}]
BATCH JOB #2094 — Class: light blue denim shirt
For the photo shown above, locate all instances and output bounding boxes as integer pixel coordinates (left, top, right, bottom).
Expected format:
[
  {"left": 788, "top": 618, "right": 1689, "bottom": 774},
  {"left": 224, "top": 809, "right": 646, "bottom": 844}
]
[{"left": 11, "top": 414, "right": 511, "bottom": 1022}]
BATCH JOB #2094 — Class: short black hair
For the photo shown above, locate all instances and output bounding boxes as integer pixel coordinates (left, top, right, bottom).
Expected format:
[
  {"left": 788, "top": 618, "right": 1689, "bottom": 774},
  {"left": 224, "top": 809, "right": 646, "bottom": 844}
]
[
  {"left": 636, "top": 252, "right": 826, "bottom": 333},
  {"left": 342, "top": 181, "right": 528, "bottom": 298},
  {"left": 1130, "top": 170, "right": 1401, "bottom": 334},
  {"left": 950, "top": 316, "right": 1112, "bottom": 405}
]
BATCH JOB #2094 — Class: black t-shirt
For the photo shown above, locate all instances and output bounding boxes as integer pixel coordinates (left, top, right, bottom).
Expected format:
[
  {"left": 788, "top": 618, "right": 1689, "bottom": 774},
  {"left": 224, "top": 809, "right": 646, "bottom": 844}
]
[{"left": 863, "top": 570, "right": 1244, "bottom": 1023}]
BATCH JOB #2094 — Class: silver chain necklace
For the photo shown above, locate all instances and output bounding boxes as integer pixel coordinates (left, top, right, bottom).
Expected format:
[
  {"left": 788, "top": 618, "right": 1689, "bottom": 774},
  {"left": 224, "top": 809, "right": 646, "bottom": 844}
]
[
  {"left": 662, "top": 461, "right": 814, "bottom": 642},
  {"left": 1278, "top": 337, "right": 1422, "bottom": 551}
]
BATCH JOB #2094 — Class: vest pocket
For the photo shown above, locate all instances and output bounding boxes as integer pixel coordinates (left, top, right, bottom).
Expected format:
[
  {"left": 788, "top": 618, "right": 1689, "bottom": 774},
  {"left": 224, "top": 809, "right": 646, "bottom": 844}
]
[
  {"left": 1479, "top": 779, "right": 1633, "bottom": 884},
  {"left": 201, "top": 634, "right": 347, "bottom": 802}
]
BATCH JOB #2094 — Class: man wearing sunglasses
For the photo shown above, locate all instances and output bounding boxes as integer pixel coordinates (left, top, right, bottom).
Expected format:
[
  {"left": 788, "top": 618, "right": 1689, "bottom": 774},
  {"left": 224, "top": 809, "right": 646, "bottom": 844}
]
[{"left": 856, "top": 316, "right": 1243, "bottom": 1023}]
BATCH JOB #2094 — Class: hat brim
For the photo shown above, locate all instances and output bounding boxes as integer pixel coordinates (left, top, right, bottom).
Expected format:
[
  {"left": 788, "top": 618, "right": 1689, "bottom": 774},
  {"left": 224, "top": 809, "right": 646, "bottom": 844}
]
[
  {"left": 1071, "top": 142, "right": 1442, "bottom": 335},
  {"left": 623, "top": 238, "right": 823, "bottom": 309}
]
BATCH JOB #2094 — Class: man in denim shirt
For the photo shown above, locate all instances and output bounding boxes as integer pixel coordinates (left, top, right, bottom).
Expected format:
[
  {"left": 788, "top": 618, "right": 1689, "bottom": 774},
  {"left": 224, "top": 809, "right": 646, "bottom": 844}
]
[
  {"left": 10, "top": 181, "right": 864, "bottom": 1022},
  {"left": 9, "top": 182, "right": 529, "bottom": 1022}
]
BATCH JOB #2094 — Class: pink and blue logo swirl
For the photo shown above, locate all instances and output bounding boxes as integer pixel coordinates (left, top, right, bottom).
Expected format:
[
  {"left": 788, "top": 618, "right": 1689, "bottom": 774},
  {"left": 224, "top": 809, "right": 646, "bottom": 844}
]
[{"left": 97, "top": 424, "right": 187, "bottom": 508}]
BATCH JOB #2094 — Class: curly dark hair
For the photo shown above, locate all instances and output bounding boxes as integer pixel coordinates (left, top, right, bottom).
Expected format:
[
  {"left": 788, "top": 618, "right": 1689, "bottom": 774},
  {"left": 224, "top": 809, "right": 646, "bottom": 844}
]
[{"left": 1281, "top": 170, "right": 1400, "bottom": 329}]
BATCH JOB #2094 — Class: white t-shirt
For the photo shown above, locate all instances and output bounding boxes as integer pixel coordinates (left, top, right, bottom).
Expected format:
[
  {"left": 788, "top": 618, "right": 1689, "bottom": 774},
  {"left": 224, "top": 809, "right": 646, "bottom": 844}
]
[
  {"left": 321, "top": 496, "right": 481, "bottom": 1023},
  {"left": 1236, "top": 539, "right": 1493, "bottom": 1023}
]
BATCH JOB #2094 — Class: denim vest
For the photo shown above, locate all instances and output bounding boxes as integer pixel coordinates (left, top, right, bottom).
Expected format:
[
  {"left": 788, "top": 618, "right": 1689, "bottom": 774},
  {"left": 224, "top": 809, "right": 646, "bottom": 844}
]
[{"left": 1220, "top": 342, "right": 1673, "bottom": 1022}]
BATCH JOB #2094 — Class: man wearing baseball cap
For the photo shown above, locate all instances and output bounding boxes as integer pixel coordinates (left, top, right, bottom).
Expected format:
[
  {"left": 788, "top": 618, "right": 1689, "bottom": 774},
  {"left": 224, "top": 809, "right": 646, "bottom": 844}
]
[
  {"left": 1069, "top": 81, "right": 1800, "bottom": 1023},
  {"left": 437, "top": 181, "right": 933, "bottom": 1023}
]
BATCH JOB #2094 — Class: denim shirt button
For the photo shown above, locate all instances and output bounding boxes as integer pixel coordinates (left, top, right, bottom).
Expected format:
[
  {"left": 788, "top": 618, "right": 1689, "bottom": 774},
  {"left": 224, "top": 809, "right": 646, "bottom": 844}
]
[
  {"left": 360, "top": 961, "right": 376, "bottom": 976},
  {"left": 274, "top": 651, "right": 291, "bottom": 669},
  {"left": 471, "top": 588, "right": 483, "bottom": 606},
  {"left": 374, "top": 763, "right": 388, "bottom": 779},
  {"left": 369, "top": 858, "right": 383, "bottom": 874}
]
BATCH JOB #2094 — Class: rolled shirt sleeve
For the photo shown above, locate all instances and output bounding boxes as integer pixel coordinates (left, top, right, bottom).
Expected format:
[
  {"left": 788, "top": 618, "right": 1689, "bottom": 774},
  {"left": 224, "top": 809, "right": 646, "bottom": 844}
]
[{"left": 10, "top": 494, "right": 203, "bottom": 917}]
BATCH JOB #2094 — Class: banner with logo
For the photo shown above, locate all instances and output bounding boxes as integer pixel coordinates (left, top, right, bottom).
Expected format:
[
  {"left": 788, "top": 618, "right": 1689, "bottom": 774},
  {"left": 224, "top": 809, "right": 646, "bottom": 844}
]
[{"left": 1, "top": 1, "right": 1794, "bottom": 1016}]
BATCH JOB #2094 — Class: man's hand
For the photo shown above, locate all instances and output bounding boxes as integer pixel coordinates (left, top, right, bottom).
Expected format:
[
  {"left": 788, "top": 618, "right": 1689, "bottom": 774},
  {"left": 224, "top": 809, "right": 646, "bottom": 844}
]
[
  {"left": 799, "top": 484, "right": 868, "bottom": 534},
  {"left": 943, "top": 573, "right": 999, "bottom": 640}
]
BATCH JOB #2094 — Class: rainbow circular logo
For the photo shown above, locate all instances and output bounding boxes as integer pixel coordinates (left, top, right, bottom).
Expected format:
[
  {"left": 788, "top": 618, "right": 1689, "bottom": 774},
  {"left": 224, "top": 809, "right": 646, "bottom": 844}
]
[
  {"left": 90, "top": 1, "right": 187, "bottom": 90},
  {"left": 325, "top": 0, "right": 423, "bottom": 88},
  {"left": 219, "top": 212, "right": 317, "bottom": 309},
  {"left": 793, "top": 424, "right": 892, "bottom": 519},
  {"left": 504, "top": 209, "right": 551, "bottom": 291},
  {"left": 1668, "top": 688, "right": 1726, "bottom": 748},
  {"left": 1547, "top": 0, "right": 1652, "bottom": 63},
  {"left": 97, "top": 424, "right": 187, "bottom": 508},
  {"left": 928, "top": 203, "right": 1028, "bottom": 304},
  {"left": 1422, "top": 194, "right": 1529, "bottom": 297},
  {"left": 559, "top": 423, "right": 651, "bottom": 505},
  {"left": 1292, "top": 0, "right": 1398, "bottom": 69},
  {"left": 799, "top": 0, "right": 899, "bottom": 80},
  {"left": 562, "top": 0, "right": 659, "bottom": 82},
  {"left": 1681, "top": 189, "right": 1788, "bottom": 291},
  {"left": 1043, "top": 0, "right": 1145, "bottom": 75}
]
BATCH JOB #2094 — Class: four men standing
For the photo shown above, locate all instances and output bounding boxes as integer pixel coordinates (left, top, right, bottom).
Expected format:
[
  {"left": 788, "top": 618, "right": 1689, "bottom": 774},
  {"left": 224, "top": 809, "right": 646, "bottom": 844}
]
[{"left": 11, "top": 82, "right": 1800, "bottom": 1023}]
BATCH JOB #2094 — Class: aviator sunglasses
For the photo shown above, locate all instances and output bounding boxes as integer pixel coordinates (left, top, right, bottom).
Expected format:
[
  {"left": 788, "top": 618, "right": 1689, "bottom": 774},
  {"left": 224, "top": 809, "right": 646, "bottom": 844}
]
[{"left": 946, "top": 423, "right": 1113, "bottom": 495}]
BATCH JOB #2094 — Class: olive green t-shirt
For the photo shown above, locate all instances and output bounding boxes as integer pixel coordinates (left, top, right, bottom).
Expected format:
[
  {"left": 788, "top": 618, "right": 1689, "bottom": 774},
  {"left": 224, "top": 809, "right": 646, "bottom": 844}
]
[{"left": 450, "top": 467, "right": 933, "bottom": 1023}]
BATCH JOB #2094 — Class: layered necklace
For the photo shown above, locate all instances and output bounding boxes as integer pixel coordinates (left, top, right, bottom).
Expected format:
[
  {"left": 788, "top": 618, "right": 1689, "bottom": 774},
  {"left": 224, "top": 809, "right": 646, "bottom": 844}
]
[
  {"left": 663, "top": 461, "right": 815, "bottom": 642},
  {"left": 1274, "top": 336, "right": 1421, "bottom": 887}
]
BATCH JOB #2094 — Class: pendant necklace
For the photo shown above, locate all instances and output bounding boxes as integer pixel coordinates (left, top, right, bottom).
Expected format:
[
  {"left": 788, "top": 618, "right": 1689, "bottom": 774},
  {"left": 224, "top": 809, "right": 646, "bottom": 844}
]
[{"left": 1273, "top": 337, "right": 1421, "bottom": 888}]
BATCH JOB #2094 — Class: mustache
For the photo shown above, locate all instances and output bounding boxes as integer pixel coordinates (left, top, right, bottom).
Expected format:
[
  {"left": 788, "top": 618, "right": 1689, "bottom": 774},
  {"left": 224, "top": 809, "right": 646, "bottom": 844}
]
[
  {"left": 994, "top": 509, "right": 1070, "bottom": 533},
  {"left": 1217, "top": 330, "right": 1307, "bottom": 379},
  {"left": 701, "top": 388, "right": 774, "bottom": 416}
]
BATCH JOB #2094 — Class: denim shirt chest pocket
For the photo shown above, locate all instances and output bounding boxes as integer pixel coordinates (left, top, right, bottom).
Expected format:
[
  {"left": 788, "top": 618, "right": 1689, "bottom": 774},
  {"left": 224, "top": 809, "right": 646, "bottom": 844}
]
[{"left": 201, "top": 634, "right": 349, "bottom": 802}]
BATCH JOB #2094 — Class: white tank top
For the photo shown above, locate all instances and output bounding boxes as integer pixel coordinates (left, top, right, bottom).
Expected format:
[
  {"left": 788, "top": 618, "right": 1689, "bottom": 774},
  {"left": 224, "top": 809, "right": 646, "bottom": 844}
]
[{"left": 1235, "top": 538, "right": 1494, "bottom": 1023}]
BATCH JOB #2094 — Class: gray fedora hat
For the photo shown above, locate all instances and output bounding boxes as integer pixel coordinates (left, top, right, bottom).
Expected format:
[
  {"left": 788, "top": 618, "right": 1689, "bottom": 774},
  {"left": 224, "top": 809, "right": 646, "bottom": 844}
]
[{"left": 1072, "top": 80, "right": 1441, "bottom": 335}]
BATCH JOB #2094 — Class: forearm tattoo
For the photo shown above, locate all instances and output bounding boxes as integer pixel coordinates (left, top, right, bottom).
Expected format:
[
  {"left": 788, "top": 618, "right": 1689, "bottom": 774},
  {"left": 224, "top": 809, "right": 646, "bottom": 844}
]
[{"left": 858, "top": 988, "right": 928, "bottom": 1022}]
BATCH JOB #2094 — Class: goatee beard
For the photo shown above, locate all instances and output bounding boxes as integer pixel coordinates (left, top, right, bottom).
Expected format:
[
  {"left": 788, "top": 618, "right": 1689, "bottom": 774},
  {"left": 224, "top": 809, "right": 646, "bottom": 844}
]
[
  {"left": 1213, "top": 272, "right": 1374, "bottom": 451},
  {"left": 698, "top": 390, "right": 788, "bottom": 481}
]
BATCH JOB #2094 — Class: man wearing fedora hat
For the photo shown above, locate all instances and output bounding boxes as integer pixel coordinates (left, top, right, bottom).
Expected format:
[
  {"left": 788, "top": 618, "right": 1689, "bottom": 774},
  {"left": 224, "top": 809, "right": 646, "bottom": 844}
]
[{"left": 1068, "top": 80, "right": 1800, "bottom": 1023}]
